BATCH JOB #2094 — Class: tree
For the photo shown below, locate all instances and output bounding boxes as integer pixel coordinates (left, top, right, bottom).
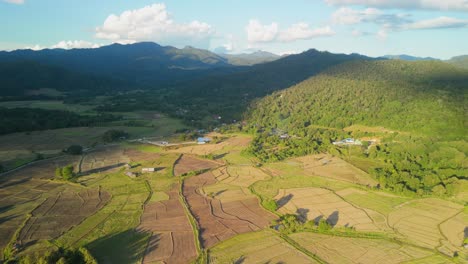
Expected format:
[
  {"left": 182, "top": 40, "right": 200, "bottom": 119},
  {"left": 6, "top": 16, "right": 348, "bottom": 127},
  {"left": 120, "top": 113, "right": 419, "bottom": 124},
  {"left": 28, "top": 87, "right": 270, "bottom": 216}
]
[
  {"left": 102, "top": 130, "right": 129, "bottom": 143},
  {"left": 61, "top": 165, "right": 74, "bottom": 181},
  {"left": 66, "top": 145, "right": 83, "bottom": 155},
  {"left": 55, "top": 167, "right": 62, "bottom": 178}
]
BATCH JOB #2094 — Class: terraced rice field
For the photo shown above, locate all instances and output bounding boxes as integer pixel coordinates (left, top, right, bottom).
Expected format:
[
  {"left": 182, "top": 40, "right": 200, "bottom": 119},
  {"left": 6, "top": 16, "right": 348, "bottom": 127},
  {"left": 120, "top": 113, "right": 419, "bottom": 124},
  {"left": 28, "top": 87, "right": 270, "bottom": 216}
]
[
  {"left": 290, "top": 232, "right": 436, "bottom": 264},
  {"left": 138, "top": 186, "right": 197, "bottom": 264},
  {"left": 18, "top": 188, "right": 110, "bottom": 244},
  {"left": 170, "top": 135, "right": 251, "bottom": 156},
  {"left": 80, "top": 146, "right": 130, "bottom": 175},
  {"left": 208, "top": 230, "right": 314, "bottom": 264},
  {"left": 388, "top": 199, "right": 464, "bottom": 251},
  {"left": 295, "top": 154, "right": 378, "bottom": 186},
  {"left": 275, "top": 187, "right": 379, "bottom": 231},
  {"left": 183, "top": 171, "right": 275, "bottom": 248},
  {"left": 173, "top": 154, "right": 221, "bottom": 176}
]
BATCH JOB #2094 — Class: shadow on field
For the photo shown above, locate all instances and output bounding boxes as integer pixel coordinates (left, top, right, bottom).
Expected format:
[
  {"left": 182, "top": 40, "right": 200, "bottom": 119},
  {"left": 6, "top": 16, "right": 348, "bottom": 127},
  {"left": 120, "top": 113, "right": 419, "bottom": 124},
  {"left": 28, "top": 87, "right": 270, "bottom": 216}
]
[
  {"left": 326, "top": 211, "right": 340, "bottom": 227},
  {"left": 87, "top": 229, "right": 151, "bottom": 264},
  {"left": 464, "top": 227, "right": 468, "bottom": 239},
  {"left": 296, "top": 208, "right": 309, "bottom": 223},
  {"left": 234, "top": 255, "right": 246, "bottom": 264},
  {"left": 80, "top": 163, "right": 125, "bottom": 176},
  {"left": 276, "top": 194, "right": 293, "bottom": 209}
]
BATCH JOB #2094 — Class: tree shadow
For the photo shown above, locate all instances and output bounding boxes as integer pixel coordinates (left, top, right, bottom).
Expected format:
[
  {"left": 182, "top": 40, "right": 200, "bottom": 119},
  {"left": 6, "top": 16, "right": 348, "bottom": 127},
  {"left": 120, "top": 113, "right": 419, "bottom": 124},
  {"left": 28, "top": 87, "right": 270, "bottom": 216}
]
[
  {"left": 234, "top": 255, "right": 246, "bottom": 264},
  {"left": 214, "top": 153, "right": 228, "bottom": 159},
  {"left": 326, "top": 211, "right": 340, "bottom": 227},
  {"left": 313, "top": 215, "right": 324, "bottom": 225},
  {"left": 87, "top": 229, "right": 151, "bottom": 264},
  {"left": 215, "top": 189, "right": 227, "bottom": 196},
  {"left": 276, "top": 194, "right": 293, "bottom": 209},
  {"left": 464, "top": 227, "right": 468, "bottom": 239},
  {"left": 80, "top": 163, "right": 125, "bottom": 176},
  {"left": 296, "top": 208, "right": 309, "bottom": 224}
]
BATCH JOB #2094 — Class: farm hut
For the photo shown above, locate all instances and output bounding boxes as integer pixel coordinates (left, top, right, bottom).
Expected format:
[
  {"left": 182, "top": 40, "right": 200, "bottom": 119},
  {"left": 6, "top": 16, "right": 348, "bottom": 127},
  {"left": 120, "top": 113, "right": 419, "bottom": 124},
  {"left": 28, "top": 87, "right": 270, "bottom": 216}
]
[
  {"left": 142, "top": 168, "right": 156, "bottom": 173},
  {"left": 124, "top": 163, "right": 132, "bottom": 169},
  {"left": 197, "top": 137, "right": 211, "bottom": 144}
]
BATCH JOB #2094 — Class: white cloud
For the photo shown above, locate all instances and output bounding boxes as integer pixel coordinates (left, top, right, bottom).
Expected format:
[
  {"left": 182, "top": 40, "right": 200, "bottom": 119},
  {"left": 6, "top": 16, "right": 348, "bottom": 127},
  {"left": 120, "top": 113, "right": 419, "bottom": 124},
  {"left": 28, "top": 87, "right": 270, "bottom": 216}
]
[
  {"left": 278, "top": 23, "right": 335, "bottom": 42},
  {"left": 325, "top": 0, "right": 468, "bottom": 12},
  {"left": 95, "top": 3, "right": 214, "bottom": 48},
  {"left": 332, "top": 7, "right": 410, "bottom": 25},
  {"left": 25, "top": 44, "right": 43, "bottom": 51},
  {"left": 51, "top": 40, "right": 101, "bottom": 49},
  {"left": 246, "top": 20, "right": 279, "bottom": 43},
  {"left": 246, "top": 20, "right": 334, "bottom": 44},
  {"left": 377, "top": 29, "right": 388, "bottom": 40},
  {"left": 403, "top": 16, "right": 468, "bottom": 30},
  {"left": 3, "top": 0, "right": 24, "bottom": 4}
]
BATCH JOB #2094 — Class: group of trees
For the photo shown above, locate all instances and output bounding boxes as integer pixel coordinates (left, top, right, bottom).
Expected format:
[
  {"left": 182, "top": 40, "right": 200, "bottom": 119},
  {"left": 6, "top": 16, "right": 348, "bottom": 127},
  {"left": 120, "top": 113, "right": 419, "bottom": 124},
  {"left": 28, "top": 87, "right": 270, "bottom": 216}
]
[
  {"left": 15, "top": 247, "right": 96, "bottom": 264},
  {"left": 245, "top": 60, "right": 467, "bottom": 196},
  {"left": 0, "top": 107, "right": 121, "bottom": 135},
  {"left": 101, "top": 130, "right": 129, "bottom": 143},
  {"left": 55, "top": 165, "right": 75, "bottom": 181}
]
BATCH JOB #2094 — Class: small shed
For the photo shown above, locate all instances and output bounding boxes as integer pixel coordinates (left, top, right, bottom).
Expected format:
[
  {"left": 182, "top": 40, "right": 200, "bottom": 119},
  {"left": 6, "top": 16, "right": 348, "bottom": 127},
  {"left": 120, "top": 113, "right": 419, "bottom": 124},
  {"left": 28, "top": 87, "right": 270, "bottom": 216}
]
[
  {"left": 142, "top": 168, "right": 156, "bottom": 173},
  {"left": 124, "top": 163, "right": 132, "bottom": 170}
]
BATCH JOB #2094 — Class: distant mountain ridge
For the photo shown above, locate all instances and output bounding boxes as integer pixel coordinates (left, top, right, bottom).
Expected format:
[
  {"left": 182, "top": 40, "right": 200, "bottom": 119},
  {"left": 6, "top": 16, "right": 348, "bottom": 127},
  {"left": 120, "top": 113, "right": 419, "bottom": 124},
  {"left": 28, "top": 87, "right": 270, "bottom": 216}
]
[
  {"left": 219, "top": 51, "right": 280, "bottom": 66},
  {"left": 446, "top": 55, "right": 468, "bottom": 70},
  {"left": 0, "top": 42, "right": 239, "bottom": 88},
  {"left": 383, "top": 54, "right": 439, "bottom": 61}
]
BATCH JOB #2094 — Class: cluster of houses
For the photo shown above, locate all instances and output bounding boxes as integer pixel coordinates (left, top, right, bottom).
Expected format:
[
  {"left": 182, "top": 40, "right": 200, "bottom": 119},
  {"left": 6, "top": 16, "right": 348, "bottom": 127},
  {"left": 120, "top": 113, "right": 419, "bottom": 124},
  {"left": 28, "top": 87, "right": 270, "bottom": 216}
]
[{"left": 332, "top": 138, "right": 363, "bottom": 146}]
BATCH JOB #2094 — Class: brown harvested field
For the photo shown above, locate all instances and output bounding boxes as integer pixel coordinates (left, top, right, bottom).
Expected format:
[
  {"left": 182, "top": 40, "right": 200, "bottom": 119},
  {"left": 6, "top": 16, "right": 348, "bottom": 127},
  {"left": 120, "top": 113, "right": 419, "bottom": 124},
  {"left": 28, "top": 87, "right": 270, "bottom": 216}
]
[
  {"left": 138, "top": 187, "right": 197, "bottom": 264},
  {"left": 290, "top": 232, "right": 434, "bottom": 264},
  {"left": 388, "top": 198, "right": 464, "bottom": 250},
  {"left": 440, "top": 212, "right": 468, "bottom": 247},
  {"left": 275, "top": 187, "right": 379, "bottom": 231},
  {"left": 123, "top": 148, "right": 161, "bottom": 162},
  {"left": 173, "top": 155, "right": 221, "bottom": 176},
  {"left": 222, "top": 166, "right": 270, "bottom": 187},
  {"left": 80, "top": 146, "right": 130, "bottom": 174},
  {"left": 169, "top": 135, "right": 251, "bottom": 156},
  {"left": 18, "top": 188, "right": 110, "bottom": 244},
  {"left": 295, "top": 154, "right": 378, "bottom": 186},
  {"left": 183, "top": 171, "right": 275, "bottom": 248},
  {"left": 208, "top": 230, "right": 314, "bottom": 264}
]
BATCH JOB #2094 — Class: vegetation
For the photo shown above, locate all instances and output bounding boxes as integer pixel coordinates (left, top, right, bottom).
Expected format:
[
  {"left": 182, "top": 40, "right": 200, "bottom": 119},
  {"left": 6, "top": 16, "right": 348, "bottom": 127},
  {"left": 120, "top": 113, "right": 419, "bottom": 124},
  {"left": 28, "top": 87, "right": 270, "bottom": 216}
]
[
  {"left": 16, "top": 247, "right": 97, "bottom": 264},
  {"left": 55, "top": 165, "right": 75, "bottom": 181},
  {"left": 101, "top": 129, "right": 129, "bottom": 142},
  {"left": 0, "top": 107, "right": 120, "bottom": 135},
  {"left": 65, "top": 145, "right": 83, "bottom": 155},
  {"left": 245, "top": 60, "right": 468, "bottom": 195}
]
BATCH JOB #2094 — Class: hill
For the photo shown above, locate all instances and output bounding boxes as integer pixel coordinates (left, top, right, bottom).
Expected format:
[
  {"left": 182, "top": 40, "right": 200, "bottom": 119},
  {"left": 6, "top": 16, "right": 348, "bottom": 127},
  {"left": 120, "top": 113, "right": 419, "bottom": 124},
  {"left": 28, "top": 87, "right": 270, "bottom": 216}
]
[
  {"left": 219, "top": 51, "right": 280, "bottom": 66},
  {"left": 446, "top": 55, "right": 468, "bottom": 70},
  {"left": 0, "top": 42, "right": 240, "bottom": 88},
  {"left": 245, "top": 60, "right": 467, "bottom": 195},
  {"left": 383, "top": 54, "right": 438, "bottom": 61},
  {"left": 0, "top": 61, "right": 131, "bottom": 97},
  {"left": 146, "top": 49, "right": 376, "bottom": 124}
]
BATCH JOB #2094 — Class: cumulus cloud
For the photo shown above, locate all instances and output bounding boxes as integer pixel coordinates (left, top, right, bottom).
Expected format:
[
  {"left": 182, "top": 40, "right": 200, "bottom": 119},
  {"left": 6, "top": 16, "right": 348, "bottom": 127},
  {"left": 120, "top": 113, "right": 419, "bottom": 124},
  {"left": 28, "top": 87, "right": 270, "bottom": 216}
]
[
  {"left": 25, "top": 40, "right": 101, "bottom": 51},
  {"left": 3, "top": 0, "right": 24, "bottom": 4},
  {"left": 246, "top": 20, "right": 334, "bottom": 43},
  {"left": 51, "top": 40, "right": 101, "bottom": 49},
  {"left": 95, "top": 3, "right": 214, "bottom": 48},
  {"left": 246, "top": 20, "right": 279, "bottom": 43},
  {"left": 325, "top": 0, "right": 468, "bottom": 12}
]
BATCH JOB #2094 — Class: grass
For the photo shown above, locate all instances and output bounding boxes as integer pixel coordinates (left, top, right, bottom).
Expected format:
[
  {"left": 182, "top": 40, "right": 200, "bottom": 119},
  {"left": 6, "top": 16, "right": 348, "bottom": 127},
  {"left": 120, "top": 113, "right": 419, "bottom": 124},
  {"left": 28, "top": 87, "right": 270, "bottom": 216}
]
[
  {"left": 343, "top": 191, "right": 411, "bottom": 215},
  {"left": 0, "top": 100, "right": 94, "bottom": 114}
]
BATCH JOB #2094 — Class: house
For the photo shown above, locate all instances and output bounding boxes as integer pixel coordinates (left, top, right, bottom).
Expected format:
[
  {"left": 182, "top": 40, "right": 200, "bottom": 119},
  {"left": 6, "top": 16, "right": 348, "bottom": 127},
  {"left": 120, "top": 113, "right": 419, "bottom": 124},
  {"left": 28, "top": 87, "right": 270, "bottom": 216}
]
[
  {"left": 126, "top": 172, "right": 137, "bottom": 178},
  {"left": 142, "top": 168, "right": 156, "bottom": 173},
  {"left": 279, "top": 133, "right": 289, "bottom": 139},
  {"left": 124, "top": 163, "right": 132, "bottom": 170},
  {"left": 197, "top": 137, "right": 211, "bottom": 144},
  {"left": 333, "top": 138, "right": 363, "bottom": 146}
]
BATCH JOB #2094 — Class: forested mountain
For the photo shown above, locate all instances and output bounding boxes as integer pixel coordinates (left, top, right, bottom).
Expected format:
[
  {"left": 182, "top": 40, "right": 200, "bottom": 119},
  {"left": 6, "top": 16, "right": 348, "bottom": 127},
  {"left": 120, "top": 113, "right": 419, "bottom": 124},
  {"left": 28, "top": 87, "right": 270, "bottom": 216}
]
[
  {"left": 164, "top": 49, "right": 375, "bottom": 121},
  {"left": 383, "top": 54, "right": 438, "bottom": 61},
  {"left": 0, "top": 61, "right": 132, "bottom": 97},
  {"left": 245, "top": 60, "right": 467, "bottom": 195},
  {"left": 219, "top": 51, "right": 280, "bottom": 66},
  {"left": 447, "top": 55, "right": 468, "bottom": 70},
  {"left": 0, "top": 42, "right": 241, "bottom": 87}
]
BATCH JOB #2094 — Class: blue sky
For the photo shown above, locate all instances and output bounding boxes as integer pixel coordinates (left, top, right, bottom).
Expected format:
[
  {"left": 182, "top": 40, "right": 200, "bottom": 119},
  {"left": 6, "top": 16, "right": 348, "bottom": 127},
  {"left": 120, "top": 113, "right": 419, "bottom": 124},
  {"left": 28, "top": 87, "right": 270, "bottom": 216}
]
[{"left": 1, "top": 0, "right": 467, "bottom": 59}]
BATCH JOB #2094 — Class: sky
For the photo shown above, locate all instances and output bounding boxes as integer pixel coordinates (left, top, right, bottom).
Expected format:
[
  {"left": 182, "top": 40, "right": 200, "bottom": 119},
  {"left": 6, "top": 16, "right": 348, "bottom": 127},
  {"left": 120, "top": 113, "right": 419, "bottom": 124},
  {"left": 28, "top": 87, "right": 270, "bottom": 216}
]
[{"left": 0, "top": 0, "right": 467, "bottom": 59}]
